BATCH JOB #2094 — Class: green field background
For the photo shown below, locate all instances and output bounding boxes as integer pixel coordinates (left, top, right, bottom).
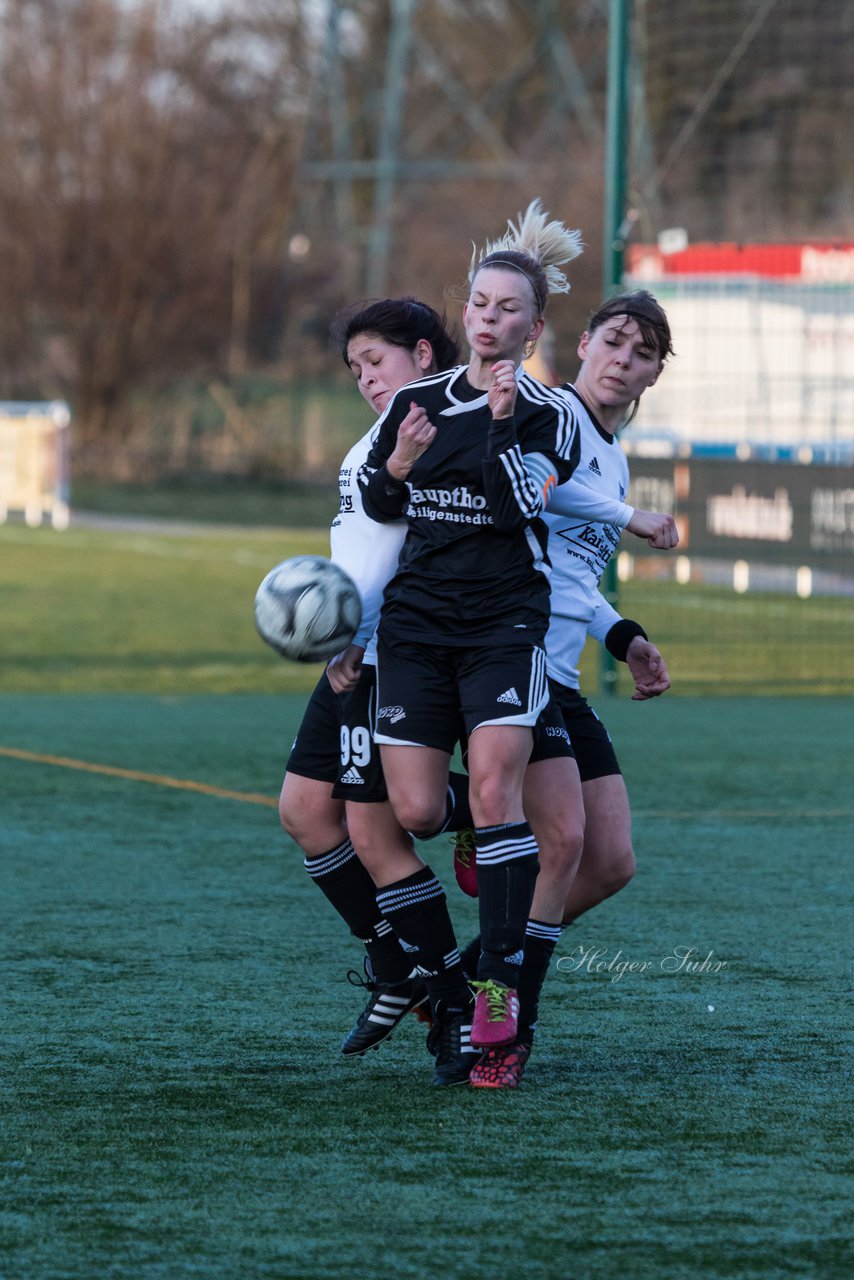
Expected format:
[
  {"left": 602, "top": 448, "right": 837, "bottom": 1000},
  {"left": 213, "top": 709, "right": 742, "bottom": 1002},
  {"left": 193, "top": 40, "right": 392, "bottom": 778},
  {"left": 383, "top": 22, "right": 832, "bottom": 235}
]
[
  {"left": 1, "top": 519, "right": 852, "bottom": 1279},
  {"left": 2, "top": 519, "right": 853, "bottom": 697}
]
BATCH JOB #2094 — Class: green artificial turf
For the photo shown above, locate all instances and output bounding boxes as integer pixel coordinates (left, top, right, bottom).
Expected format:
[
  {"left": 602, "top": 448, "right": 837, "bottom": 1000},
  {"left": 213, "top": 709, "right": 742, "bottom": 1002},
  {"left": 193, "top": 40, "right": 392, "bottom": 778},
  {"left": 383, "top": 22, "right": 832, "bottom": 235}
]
[
  {"left": 1, "top": 693, "right": 851, "bottom": 1279},
  {"left": 0, "top": 523, "right": 329, "bottom": 695},
  {"left": 2, "top": 521, "right": 852, "bottom": 696}
]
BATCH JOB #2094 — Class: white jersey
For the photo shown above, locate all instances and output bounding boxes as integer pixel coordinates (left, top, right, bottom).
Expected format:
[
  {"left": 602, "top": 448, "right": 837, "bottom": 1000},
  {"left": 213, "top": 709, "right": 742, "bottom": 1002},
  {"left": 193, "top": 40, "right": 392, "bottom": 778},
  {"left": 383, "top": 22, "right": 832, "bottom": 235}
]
[
  {"left": 329, "top": 423, "right": 405, "bottom": 665},
  {"left": 542, "top": 385, "right": 633, "bottom": 688}
]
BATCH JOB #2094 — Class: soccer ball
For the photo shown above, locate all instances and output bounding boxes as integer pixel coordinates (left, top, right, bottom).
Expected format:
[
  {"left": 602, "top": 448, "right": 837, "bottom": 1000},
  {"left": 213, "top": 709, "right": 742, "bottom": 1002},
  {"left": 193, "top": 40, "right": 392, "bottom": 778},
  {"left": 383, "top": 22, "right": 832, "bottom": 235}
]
[{"left": 254, "top": 556, "right": 362, "bottom": 663}]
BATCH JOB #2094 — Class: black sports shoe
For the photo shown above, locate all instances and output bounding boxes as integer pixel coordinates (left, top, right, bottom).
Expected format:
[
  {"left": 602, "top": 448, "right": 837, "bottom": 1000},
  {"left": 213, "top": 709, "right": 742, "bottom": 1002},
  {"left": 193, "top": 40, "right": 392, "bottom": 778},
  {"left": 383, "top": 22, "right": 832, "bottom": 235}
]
[
  {"left": 426, "top": 998, "right": 482, "bottom": 1086},
  {"left": 341, "top": 965, "right": 430, "bottom": 1057}
]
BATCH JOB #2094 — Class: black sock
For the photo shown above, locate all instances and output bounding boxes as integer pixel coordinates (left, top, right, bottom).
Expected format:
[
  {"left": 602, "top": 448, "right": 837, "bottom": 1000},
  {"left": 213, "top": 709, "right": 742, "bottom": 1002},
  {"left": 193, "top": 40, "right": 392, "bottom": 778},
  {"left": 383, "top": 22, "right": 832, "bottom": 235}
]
[
  {"left": 459, "top": 934, "right": 482, "bottom": 981},
  {"left": 517, "top": 920, "right": 562, "bottom": 1045},
  {"left": 376, "top": 866, "right": 471, "bottom": 1011},
  {"left": 446, "top": 770, "right": 474, "bottom": 831},
  {"left": 304, "top": 839, "right": 411, "bottom": 984},
  {"left": 416, "top": 772, "right": 474, "bottom": 839},
  {"left": 475, "top": 822, "right": 540, "bottom": 988}
]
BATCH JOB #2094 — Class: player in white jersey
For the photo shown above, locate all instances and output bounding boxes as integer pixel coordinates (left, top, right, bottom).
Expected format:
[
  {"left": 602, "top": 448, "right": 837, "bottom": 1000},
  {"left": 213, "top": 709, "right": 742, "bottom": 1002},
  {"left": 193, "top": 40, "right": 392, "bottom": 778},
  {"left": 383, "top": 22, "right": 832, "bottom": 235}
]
[
  {"left": 467, "top": 289, "right": 677, "bottom": 1087},
  {"left": 548, "top": 289, "right": 676, "bottom": 920},
  {"left": 550, "top": 288, "right": 676, "bottom": 901},
  {"left": 279, "top": 299, "right": 474, "bottom": 1074}
]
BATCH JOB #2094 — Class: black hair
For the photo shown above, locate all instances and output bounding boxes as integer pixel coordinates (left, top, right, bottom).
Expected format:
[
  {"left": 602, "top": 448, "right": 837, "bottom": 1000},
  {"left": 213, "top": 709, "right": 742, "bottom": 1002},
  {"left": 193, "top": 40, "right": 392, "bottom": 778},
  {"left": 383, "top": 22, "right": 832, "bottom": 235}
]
[
  {"left": 331, "top": 297, "right": 460, "bottom": 372},
  {"left": 587, "top": 290, "right": 674, "bottom": 363}
]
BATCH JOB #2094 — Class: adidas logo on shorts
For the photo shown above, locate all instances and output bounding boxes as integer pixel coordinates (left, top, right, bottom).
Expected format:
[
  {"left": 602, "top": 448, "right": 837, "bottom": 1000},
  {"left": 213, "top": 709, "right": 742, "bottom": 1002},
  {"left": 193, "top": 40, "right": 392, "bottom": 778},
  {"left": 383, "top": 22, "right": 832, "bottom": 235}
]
[
  {"left": 340, "top": 767, "right": 364, "bottom": 785},
  {"left": 497, "top": 687, "right": 522, "bottom": 707}
]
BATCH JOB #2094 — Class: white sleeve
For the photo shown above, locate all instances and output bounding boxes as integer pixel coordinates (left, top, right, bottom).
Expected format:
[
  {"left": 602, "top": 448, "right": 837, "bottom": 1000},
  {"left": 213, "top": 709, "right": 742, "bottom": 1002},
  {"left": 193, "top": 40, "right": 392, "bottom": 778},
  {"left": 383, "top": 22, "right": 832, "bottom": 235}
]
[
  {"left": 329, "top": 425, "right": 406, "bottom": 651},
  {"left": 331, "top": 517, "right": 405, "bottom": 650},
  {"left": 586, "top": 592, "right": 623, "bottom": 644},
  {"left": 546, "top": 478, "right": 634, "bottom": 527}
]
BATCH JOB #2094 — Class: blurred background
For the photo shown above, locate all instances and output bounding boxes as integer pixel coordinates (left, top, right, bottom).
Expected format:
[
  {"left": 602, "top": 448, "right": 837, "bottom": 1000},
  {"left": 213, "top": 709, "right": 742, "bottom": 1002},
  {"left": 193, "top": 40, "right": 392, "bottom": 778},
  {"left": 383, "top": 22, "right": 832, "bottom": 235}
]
[{"left": 1, "top": 0, "right": 852, "bottom": 692}]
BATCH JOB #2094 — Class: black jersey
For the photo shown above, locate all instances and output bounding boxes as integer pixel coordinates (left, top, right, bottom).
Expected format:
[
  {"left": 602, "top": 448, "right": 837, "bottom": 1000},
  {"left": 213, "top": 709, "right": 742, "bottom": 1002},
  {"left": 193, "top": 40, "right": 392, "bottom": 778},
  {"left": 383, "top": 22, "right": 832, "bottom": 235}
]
[{"left": 358, "top": 365, "right": 580, "bottom": 646}]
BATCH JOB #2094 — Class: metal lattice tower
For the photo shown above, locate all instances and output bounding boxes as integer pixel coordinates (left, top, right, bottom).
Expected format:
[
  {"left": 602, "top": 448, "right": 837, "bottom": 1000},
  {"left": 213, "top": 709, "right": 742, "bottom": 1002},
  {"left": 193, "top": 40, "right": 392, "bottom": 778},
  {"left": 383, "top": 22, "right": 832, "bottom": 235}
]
[{"left": 298, "top": 0, "right": 602, "bottom": 296}]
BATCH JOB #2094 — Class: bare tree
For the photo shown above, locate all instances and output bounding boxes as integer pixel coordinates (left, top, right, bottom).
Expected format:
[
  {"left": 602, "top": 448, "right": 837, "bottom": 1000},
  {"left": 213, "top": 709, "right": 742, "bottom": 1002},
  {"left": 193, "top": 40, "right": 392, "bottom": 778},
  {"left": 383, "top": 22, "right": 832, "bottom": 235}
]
[{"left": 0, "top": 0, "right": 314, "bottom": 449}]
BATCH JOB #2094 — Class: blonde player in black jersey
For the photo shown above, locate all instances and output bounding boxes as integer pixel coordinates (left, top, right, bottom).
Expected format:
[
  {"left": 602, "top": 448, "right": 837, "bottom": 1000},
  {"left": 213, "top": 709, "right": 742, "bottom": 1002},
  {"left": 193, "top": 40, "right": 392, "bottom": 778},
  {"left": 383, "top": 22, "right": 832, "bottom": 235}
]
[{"left": 358, "top": 202, "right": 587, "bottom": 1082}]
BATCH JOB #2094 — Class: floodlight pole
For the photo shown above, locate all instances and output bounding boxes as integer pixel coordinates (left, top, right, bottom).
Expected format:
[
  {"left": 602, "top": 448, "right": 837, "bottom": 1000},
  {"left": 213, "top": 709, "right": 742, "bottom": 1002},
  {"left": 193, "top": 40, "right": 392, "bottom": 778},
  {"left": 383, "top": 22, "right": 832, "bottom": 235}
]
[{"left": 599, "top": 0, "right": 631, "bottom": 696}]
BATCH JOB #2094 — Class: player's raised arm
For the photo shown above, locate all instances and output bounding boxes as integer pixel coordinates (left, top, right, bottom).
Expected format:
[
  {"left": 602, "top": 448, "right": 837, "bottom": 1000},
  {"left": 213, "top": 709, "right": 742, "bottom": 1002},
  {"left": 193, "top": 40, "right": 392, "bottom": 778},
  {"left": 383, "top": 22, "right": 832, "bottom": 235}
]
[
  {"left": 482, "top": 365, "right": 580, "bottom": 530},
  {"left": 625, "top": 508, "right": 679, "bottom": 548},
  {"left": 546, "top": 474, "right": 634, "bottom": 525},
  {"left": 385, "top": 402, "right": 437, "bottom": 481},
  {"left": 545, "top": 477, "right": 677, "bottom": 547},
  {"left": 358, "top": 400, "right": 437, "bottom": 522}
]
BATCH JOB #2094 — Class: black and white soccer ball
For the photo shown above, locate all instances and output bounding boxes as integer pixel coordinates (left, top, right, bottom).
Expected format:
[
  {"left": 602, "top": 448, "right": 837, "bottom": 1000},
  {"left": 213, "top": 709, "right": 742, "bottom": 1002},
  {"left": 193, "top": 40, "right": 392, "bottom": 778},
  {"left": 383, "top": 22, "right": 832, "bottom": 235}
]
[{"left": 254, "top": 556, "right": 362, "bottom": 663}]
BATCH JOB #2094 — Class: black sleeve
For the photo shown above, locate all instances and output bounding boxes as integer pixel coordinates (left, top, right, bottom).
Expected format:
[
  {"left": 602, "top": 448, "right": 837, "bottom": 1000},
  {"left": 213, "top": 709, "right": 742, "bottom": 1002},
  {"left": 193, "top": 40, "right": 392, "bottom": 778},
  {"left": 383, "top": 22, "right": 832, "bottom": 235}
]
[
  {"left": 482, "top": 408, "right": 580, "bottom": 531},
  {"left": 485, "top": 416, "right": 517, "bottom": 458},
  {"left": 482, "top": 418, "right": 530, "bottom": 530},
  {"left": 356, "top": 405, "right": 409, "bottom": 523},
  {"left": 361, "top": 464, "right": 410, "bottom": 521}
]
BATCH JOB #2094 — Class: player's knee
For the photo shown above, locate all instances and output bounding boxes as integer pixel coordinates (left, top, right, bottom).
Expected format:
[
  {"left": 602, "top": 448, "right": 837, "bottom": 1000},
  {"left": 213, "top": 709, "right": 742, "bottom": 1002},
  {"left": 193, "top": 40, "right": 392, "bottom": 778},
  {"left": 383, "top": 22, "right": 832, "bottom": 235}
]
[
  {"left": 279, "top": 800, "right": 316, "bottom": 850},
  {"left": 278, "top": 792, "right": 301, "bottom": 840},
  {"left": 536, "top": 814, "right": 584, "bottom": 873},
  {"left": 616, "top": 846, "right": 637, "bottom": 890},
  {"left": 469, "top": 774, "right": 520, "bottom": 826},
  {"left": 598, "top": 844, "right": 636, "bottom": 896},
  {"left": 392, "top": 795, "right": 446, "bottom": 840},
  {"left": 279, "top": 786, "right": 344, "bottom": 855}
]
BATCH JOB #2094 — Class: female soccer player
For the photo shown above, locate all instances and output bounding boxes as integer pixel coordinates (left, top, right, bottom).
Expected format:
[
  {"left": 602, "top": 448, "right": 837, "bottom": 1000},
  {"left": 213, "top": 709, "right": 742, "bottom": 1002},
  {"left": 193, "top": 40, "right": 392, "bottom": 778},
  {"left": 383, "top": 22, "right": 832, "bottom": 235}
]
[
  {"left": 279, "top": 298, "right": 474, "bottom": 1079},
  {"left": 357, "top": 201, "right": 586, "bottom": 1073},
  {"left": 466, "top": 288, "right": 677, "bottom": 1088},
  {"left": 549, "top": 289, "right": 676, "bottom": 916}
]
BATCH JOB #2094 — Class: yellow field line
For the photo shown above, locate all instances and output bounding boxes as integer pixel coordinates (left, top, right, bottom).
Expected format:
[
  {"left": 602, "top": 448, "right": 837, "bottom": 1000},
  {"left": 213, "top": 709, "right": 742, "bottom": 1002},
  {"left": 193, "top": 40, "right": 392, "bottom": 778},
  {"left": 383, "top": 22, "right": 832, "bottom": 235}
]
[
  {"left": 0, "top": 745, "right": 278, "bottom": 808},
  {"left": 2, "top": 745, "right": 849, "bottom": 820}
]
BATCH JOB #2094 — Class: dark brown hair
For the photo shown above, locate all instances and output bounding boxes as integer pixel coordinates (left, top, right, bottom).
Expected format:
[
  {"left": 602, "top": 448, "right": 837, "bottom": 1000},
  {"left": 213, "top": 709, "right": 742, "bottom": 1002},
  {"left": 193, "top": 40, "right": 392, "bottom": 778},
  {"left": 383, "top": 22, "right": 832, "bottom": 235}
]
[{"left": 587, "top": 290, "right": 674, "bottom": 362}]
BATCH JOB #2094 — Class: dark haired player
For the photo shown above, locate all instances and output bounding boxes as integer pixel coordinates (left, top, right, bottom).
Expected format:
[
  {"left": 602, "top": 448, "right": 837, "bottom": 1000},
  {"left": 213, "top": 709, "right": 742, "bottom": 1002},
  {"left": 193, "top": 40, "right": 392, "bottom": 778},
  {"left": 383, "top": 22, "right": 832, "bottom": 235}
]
[{"left": 279, "top": 298, "right": 474, "bottom": 1077}]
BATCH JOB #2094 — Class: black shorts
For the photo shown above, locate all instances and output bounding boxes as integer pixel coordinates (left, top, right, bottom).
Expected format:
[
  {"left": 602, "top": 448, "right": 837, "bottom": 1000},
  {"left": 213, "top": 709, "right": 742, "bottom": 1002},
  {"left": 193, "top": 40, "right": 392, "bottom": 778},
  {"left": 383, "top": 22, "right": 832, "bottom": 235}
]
[
  {"left": 285, "top": 666, "right": 389, "bottom": 803},
  {"left": 458, "top": 692, "right": 575, "bottom": 770},
  {"left": 374, "top": 636, "right": 550, "bottom": 753},
  {"left": 529, "top": 695, "right": 576, "bottom": 763},
  {"left": 547, "top": 680, "right": 621, "bottom": 783}
]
